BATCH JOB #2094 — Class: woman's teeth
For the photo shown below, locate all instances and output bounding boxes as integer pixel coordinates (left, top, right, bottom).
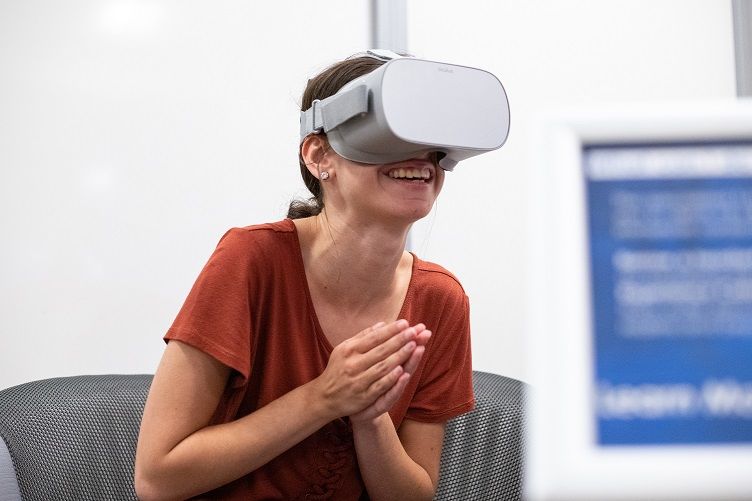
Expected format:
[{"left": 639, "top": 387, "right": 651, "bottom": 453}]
[{"left": 387, "top": 167, "right": 431, "bottom": 180}]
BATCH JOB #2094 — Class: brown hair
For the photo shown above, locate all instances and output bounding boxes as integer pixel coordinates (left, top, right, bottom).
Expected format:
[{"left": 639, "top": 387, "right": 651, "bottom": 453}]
[{"left": 287, "top": 56, "right": 385, "bottom": 219}]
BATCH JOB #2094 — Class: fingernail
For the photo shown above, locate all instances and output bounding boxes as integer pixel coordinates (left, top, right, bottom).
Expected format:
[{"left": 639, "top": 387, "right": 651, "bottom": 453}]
[{"left": 404, "top": 341, "right": 416, "bottom": 351}]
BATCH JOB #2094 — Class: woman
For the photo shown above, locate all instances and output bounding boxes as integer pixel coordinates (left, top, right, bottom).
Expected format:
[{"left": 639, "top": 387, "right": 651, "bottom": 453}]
[{"left": 135, "top": 53, "right": 474, "bottom": 500}]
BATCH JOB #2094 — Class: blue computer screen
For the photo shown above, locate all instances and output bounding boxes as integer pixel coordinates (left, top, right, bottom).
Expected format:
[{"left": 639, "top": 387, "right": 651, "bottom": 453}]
[{"left": 584, "top": 140, "right": 752, "bottom": 445}]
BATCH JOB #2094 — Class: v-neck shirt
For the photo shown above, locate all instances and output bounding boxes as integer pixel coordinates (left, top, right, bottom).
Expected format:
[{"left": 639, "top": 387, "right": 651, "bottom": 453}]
[
  {"left": 291, "top": 220, "right": 415, "bottom": 354},
  {"left": 164, "top": 218, "right": 474, "bottom": 500}
]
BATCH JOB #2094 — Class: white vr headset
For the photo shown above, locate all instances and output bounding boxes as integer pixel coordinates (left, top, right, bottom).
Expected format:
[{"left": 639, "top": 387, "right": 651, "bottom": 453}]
[{"left": 300, "top": 49, "right": 510, "bottom": 171}]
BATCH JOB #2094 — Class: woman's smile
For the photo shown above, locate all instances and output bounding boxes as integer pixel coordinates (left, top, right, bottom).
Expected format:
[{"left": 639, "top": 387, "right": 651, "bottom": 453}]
[{"left": 379, "top": 159, "right": 437, "bottom": 187}]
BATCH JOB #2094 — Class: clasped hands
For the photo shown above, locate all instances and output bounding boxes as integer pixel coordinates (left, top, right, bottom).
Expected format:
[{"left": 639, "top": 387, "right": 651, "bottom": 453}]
[{"left": 314, "top": 319, "right": 431, "bottom": 424}]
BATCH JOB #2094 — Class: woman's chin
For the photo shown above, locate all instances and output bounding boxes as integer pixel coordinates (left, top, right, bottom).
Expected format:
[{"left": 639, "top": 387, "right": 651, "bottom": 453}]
[{"left": 389, "top": 203, "right": 435, "bottom": 224}]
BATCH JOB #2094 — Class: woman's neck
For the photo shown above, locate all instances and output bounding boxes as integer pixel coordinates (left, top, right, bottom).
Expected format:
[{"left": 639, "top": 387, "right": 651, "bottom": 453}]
[{"left": 294, "top": 212, "right": 411, "bottom": 311}]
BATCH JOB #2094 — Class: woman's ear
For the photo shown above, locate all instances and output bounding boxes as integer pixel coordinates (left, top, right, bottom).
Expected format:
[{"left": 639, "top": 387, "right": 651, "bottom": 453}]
[{"left": 301, "top": 135, "right": 331, "bottom": 179}]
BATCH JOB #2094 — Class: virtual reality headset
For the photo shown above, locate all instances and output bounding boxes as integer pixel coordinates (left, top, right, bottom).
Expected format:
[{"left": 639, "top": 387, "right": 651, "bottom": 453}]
[{"left": 300, "top": 50, "right": 510, "bottom": 171}]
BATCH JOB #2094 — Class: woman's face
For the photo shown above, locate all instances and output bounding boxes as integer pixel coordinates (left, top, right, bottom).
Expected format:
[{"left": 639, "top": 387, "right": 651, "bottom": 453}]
[{"left": 324, "top": 150, "right": 445, "bottom": 225}]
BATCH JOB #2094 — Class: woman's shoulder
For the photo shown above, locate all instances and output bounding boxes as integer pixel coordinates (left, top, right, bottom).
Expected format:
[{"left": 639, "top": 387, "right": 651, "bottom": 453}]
[
  {"left": 222, "top": 218, "right": 294, "bottom": 238},
  {"left": 410, "top": 254, "right": 467, "bottom": 298},
  {"left": 207, "top": 219, "right": 298, "bottom": 270},
  {"left": 216, "top": 219, "right": 295, "bottom": 248}
]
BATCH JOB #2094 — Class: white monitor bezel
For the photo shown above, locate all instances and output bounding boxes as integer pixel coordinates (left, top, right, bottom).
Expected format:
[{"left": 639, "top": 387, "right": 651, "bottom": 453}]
[{"left": 525, "top": 100, "right": 752, "bottom": 501}]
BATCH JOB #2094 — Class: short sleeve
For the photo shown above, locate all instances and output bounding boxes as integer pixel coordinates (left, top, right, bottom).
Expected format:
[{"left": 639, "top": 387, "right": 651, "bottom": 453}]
[
  {"left": 164, "top": 228, "right": 253, "bottom": 388},
  {"left": 406, "top": 292, "right": 474, "bottom": 423}
]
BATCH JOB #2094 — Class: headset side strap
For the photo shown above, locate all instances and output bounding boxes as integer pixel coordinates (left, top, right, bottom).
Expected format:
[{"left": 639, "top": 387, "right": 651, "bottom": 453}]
[{"left": 299, "top": 84, "right": 369, "bottom": 141}]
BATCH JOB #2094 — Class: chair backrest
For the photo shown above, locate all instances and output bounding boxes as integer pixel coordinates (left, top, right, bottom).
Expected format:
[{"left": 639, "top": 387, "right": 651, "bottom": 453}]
[
  {"left": 435, "top": 371, "right": 527, "bottom": 501},
  {"left": 0, "top": 371, "right": 526, "bottom": 500},
  {"left": 0, "top": 374, "right": 152, "bottom": 501}
]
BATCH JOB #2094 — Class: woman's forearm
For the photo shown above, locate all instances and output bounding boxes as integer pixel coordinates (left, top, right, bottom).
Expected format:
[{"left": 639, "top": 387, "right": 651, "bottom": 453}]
[
  {"left": 136, "top": 380, "right": 333, "bottom": 501},
  {"left": 352, "top": 413, "right": 435, "bottom": 501},
  {"left": 137, "top": 322, "right": 420, "bottom": 501}
]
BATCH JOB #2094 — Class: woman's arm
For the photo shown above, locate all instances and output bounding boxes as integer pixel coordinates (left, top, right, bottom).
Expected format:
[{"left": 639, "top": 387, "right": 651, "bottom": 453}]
[
  {"left": 135, "top": 340, "right": 334, "bottom": 501},
  {"left": 135, "top": 320, "right": 420, "bottom": 501},
  {"left": 350, "top": 328, "right": 445, "bottom": 501},
  {"left": 352, "top": 416, "right": 445, "bottom": 501}
]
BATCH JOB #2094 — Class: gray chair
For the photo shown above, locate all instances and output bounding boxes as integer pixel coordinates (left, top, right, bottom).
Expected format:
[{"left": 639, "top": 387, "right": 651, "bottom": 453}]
[
  {"left": 0, "top": 375, "right": 151, "bottom": 501},
  {"left": 0, "top": 371, "right": 525, "bottom": 500},
  {"left": 436, "top": 371, "right": 526, "bottom": 500}
]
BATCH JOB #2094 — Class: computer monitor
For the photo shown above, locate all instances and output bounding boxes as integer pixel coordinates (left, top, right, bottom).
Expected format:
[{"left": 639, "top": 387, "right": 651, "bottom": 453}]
[{"left": 525, "top": 101, "right": 752, "bottom": 500}]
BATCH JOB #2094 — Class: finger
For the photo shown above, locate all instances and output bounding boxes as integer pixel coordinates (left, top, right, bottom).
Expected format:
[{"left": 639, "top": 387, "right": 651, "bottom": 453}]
[
  {"left": 368, "top": 372, "right": 411, "bottom": 416},
  {"left": 358, "top": 324, "right": 425, "bottom": 370},
  {"left": 414, "top": 329, "right": 432, "bottom": 347},
  {"left": 360, "top": 337, "right": 417, "bottom": 384},
  {"left": 351, "top": 321, "right": 387, "bottom": 341},
  {"left": 350, "top": 319, "right": 409, "bottom": 353},
  {"left": 364, "top": 364, "right": 405, "bottom": 403},
  {"left": 402, "top": 345, "right": 425, "bottom": 377}
]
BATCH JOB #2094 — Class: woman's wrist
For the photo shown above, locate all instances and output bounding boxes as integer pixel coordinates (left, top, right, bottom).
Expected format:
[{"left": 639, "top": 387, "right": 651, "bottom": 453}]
[
  {"left": 350, "top": 411, "right": 390, "bottom": 429},
  {"left": 303, "top": 377, "right": 340, "bottom": 424}
]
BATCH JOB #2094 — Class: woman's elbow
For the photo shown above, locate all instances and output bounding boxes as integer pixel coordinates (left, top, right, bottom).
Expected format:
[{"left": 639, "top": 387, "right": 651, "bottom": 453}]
[
  {"left": 134, "top": 470, "right": 162, "bottom": 501},
  {"left": 134, "top": 461, "right": 177, "bottom": 501}
]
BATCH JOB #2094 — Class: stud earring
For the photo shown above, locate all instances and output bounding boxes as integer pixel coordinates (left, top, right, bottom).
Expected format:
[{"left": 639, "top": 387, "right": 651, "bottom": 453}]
[{"left": 320, "top": 171, "right": 330, "bottom": 181}]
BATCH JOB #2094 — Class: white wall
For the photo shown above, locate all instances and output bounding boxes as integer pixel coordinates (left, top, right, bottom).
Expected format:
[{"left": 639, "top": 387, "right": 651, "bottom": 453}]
[
  {"left": 0, "top": 0, "right": 368, "bottom": 389},
  {"left": 407, "top": 0, "right": 736, "bottom": 382},
  {"left": 0, "top": 1, "right": 738, "bottom": 389}
]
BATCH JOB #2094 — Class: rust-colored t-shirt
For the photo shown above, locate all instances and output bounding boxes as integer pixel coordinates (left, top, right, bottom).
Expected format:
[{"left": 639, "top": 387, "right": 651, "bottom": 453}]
[{"left": 164, "top": 219, "right": 474, "bottom": 500}]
